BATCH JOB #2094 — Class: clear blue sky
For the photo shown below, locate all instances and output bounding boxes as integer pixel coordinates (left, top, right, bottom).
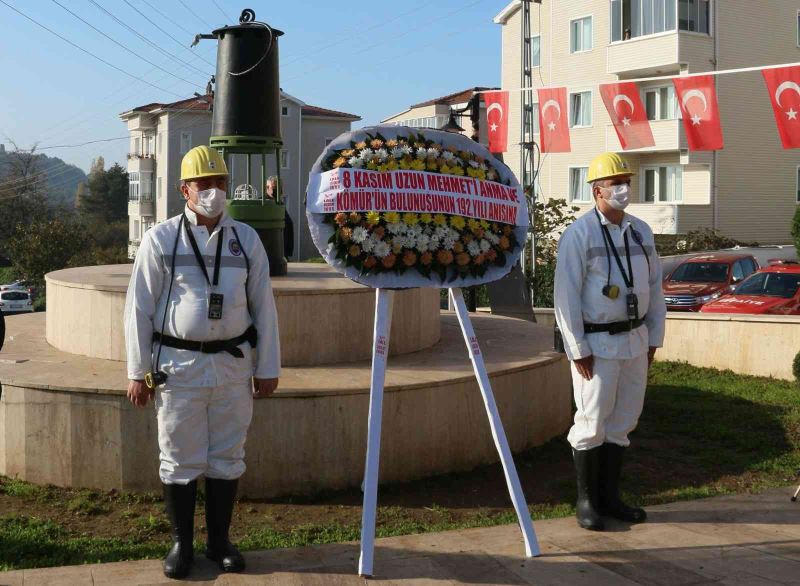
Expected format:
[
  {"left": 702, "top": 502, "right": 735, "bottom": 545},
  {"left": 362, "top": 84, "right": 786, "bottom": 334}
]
[{"left": 0, "top": 0, "right": 509, "bottom": 175}]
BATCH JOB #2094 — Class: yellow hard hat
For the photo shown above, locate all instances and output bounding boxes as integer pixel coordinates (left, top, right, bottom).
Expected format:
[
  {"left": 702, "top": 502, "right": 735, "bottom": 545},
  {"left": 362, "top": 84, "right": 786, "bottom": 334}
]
[
  {"left": 180, "top": 145, "right": 228, "bottom": 181},
  {"left": 587, "top": 152, "right": 634, "bottom": 183}
]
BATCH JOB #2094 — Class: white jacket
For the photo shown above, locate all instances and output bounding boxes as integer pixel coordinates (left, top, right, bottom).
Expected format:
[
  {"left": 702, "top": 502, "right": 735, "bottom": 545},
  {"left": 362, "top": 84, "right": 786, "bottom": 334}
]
[
  {"left": 554, "top": 208, "right": 666, "bottom": 362},
  {"left": 124, "top": 206, "right": 281, "bottom": 387}
]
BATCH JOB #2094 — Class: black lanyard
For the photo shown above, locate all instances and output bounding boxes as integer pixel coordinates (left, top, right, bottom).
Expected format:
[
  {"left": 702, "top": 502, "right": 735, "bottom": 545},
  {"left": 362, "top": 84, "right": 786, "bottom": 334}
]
[
  {"left": 596, "top": 210, "right": 634, "bottom": 290},
  {"left": 183, "top": 214, "right": 224, "bottom": 287}
]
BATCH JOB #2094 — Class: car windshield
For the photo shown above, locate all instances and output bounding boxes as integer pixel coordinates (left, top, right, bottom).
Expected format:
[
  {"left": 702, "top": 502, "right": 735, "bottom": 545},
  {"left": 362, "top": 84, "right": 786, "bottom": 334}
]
[
  {"left": 669, "top": 262, "right": 729, "bottom": 283},
  {"left": 735, "top": 272, "right": 800, "bottom": 298},
  {"left": 1, "top": 291, "right": 28, "bottom": 301}
]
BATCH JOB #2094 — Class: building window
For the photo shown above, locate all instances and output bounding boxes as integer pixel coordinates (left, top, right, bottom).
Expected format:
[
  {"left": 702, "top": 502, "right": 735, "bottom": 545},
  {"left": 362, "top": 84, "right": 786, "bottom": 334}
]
[
  {"left": 281, "top": 105, "right": 289, "bottom": 116},
  {"left": 678, "top": 0, "right": 710, "bottom": 33},
  {"left": 569, "top": 91, "right": 592, "bottom": 128},
  {"left": 644, "top": 86, "right": 681, "bottom": 120},
  {"left": 141, "top": 172, "right": 153, "bottom": 201},
  {"left": 570, "top": 16, "right": 593, "bottom": 53},
  {"left": 281, "top": 149, "right": 290, "bottom": 169},
  {"left": 128, "top": 172, "right": 140, "bottom": 201},
  {"left": 531, "top": 35, "right": 541, "bottom": 67},
  {"left": 180, "top": 131, "right": 192, "bottom": 155},
  {"left": 612, "top": 0, "right": 698, "bottom": 42},
  {"left": 569, "top": 167, "right": 591, "bottom": 203},
  {"left": 642, "top": 165, "right": 683, "bottom": 202},
  {"left": 393, "top": 116, "right": 447, "bottom": 129}
]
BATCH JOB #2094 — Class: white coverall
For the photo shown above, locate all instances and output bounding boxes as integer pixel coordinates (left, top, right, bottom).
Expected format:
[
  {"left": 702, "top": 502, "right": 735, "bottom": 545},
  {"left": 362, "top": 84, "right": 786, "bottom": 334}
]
[
  {"left": 124, "top": 206, "right": 281, "bottom": 484},
  {"left": 554, "top": 208, "right": 666, "bottom": 451}
]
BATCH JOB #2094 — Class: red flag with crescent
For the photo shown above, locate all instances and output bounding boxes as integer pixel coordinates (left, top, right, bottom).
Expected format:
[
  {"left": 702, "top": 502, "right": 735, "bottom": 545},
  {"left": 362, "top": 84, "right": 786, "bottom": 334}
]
[
  {"left": 673, "top": 75, "right": 724, "bottom": 151},
  {"left": 762, "top": 66, "right": 800, "bottom": 149},
  {"left": 599, "top": 82, "right": 655, "bottom": 150},
  {"left": 537, "top": 87, "right": 571, "bottom": 153},
  {"left": 483, "top": 91, "right": 509, "bottom": 153}
]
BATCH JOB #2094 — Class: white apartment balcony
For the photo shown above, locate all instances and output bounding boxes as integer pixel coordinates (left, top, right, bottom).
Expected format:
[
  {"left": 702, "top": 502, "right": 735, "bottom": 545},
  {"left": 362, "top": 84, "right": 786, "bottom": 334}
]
[
  {"left": 128, "top": 196, "right": 154, "bottom": 217},
  {"left": 607, "top": 31, "right": 713, "bottom": 78},
  {"left": 605, "top": 119, "right": 688, "bottom": 153},
  {"left": 127, "top": 114, "right": 156, "bottom": 132},
  {"left": 126, "top": 153, "right": 155, "bottom": 173}
]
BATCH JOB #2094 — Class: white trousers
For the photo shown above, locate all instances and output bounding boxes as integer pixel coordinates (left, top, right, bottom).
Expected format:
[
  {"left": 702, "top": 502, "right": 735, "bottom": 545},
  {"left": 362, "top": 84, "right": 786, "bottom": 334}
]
[
  {"left": 567, "top": 353, "right": 649, "bottom": 451},
  {"left": 155, "top": 381, "right": 254, "bottom": 485}
]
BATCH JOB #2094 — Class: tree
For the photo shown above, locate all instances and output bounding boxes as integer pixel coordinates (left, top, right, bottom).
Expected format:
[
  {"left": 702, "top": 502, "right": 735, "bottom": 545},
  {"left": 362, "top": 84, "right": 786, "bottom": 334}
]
[
  {"left": 0, "top": 141, "right": 48, "bottom": 257},
  {"left": 6, "top": 218, "right": 89, "bottom": 288},
  {"left": 105, "top": 163, "right": 129, "bottom": 221},
  {"left": 78, "top": 157, "right": 110, "bottom": 220},
  {"left": 792, "top": 206, "right": 800, "bottom": 260},
  {"left": 526, "top": 198, "right": 580, "bottom": 307}
]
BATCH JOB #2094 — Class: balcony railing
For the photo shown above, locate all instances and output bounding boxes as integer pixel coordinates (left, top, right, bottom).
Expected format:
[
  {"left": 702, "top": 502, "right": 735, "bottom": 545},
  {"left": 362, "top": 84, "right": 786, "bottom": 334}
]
[
  {"left": 128, "top": 194, "right": 154, "bottom": 202},
  {"left": 127, "top": 153, "right": 155, "bottom": 160}
]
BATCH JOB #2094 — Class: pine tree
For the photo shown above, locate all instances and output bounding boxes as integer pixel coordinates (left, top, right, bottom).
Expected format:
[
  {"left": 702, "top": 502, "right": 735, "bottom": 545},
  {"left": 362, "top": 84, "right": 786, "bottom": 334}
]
[
  {"left": 78, "top": 157, "right": 110, "bottom": 220},
  {"left": 105, "top": 163, "right": 129, "bottom": 221}
]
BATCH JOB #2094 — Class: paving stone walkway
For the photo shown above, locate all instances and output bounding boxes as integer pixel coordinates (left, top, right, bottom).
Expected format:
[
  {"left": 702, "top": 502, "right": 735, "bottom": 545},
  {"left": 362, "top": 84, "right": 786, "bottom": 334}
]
[{"left": 2, "top": 487, "right": 800, "bottom": 585}]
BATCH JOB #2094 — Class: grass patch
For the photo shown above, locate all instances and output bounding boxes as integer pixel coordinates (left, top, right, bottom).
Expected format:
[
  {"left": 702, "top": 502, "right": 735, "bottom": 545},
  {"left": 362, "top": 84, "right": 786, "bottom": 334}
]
[{"left": 0, "top": 362, "right": 797, "bottom": 571}]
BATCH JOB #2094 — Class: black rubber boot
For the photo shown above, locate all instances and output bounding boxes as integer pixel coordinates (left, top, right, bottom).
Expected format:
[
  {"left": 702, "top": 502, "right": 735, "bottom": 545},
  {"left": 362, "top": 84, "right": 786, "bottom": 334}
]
[
  {"left": 573, "top": 447, "right": 605, "bottom": 531},
  {"left": 163, "top": 480, "right": 197, "bottom": 579},
  {"left": 205, "top": 477, "right": 246, "bottom": 573},
  {"left": 599, "top": 443, "right": 647, "bottom": 523}
]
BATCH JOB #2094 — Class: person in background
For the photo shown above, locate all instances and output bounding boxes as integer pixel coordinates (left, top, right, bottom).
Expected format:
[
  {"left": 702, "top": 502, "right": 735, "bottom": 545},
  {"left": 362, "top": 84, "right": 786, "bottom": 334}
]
[{"left": 265, "top": 175, "right": 294, "bottom": 259}]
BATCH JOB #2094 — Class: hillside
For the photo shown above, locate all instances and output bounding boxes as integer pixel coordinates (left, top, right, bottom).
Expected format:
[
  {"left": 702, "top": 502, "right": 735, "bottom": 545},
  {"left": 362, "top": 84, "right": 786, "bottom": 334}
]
[{"left": 0, "top": 144, "right": 87, "bottom": 208}]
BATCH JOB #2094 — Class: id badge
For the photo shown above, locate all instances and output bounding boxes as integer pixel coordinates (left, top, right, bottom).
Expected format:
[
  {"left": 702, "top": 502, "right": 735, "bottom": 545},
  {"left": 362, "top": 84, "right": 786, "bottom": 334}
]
[
  {"left": 626, "top": 293, "right": 639, "bottom": 321},
  {"left": 209, "top": 293, "right": 224, "bottom": 320}
]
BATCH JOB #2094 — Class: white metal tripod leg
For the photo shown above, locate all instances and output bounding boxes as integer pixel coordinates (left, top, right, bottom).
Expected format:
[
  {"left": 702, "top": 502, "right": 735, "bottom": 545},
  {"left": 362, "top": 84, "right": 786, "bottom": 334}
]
[
  {"left": 450, "top": 287, "right": 540, "bottom": 557},
  {"left": 358, "top": 288, "right": 395, "bottom": 576}
]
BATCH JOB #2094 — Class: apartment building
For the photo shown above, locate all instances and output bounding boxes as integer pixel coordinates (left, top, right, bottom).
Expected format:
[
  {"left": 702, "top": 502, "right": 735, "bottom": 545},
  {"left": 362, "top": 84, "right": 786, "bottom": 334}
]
[
  {"left": 120, "top": 93, "right": 360, "bottom": 260},
  {"left": 495, "top": 0, "right": 800, "bottom": 243},
  {"left": 382, "top": 87, "right": 498, "bottom": 146}
]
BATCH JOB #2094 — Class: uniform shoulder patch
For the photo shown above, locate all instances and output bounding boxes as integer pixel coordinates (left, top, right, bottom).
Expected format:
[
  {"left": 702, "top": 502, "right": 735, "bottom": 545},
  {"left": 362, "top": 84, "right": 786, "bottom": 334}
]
[{"left": 228, "top": 238, "right": 242, "bottom": 256}]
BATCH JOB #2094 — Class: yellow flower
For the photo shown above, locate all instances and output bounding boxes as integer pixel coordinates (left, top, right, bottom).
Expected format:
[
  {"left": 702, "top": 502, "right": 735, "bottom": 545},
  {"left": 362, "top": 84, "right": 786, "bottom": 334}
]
[
  {"left": 366, "top": 211, "right": 381, "bottom": 226},
  {"left": 384, "top": 211, "right": 401, "bottom": 224},
  {"left": 450, "top": 215, "right": 466, "bottom": 230},
  {"left": 370, "top": 138, "right": 384, "bottom": 149},
  {"left": 459, "top": 151, "right": 473, "bottom": 161},
  {"left": 467, "top": 218, "right": 481, "bottom": 233},
  {"left": 355, "top": 141, "right": 367, "bottom": 150},
  {"left": 333, "top": 156, "right": 347, "bottom": 168},
  {"left": 378, "top": 163, "right": 389, "bottom": 172},
  {"left": 367, "top": 160, "right": 378, "bottom": 170},
  {"left": 466, "top": 167, "right": 479, "bottom": 178},
  {"left": 349, "top": 212, "right": 362, "bottom": 224},
  {"left": 440, "top": 164, "right": 451, "bottom": 174},
  {"left": 410, "top": 159, "right": 426, "bottom": 171},
  {"left": 402, "top": 213, "right": 419, "bottom": 226},
  {"left": 426, "top": 160, "right": 439, "bottom": 172},
  {"left": 480, "top": 219, "right": 490, "bottom": 229},
  {"left": 341, "top": 149, "right": 355, "bottom": 157},
  {"left": 433, "top": 214, "right": 448, "bottom": 226},
  {"left": 398, "top": 158, "right": 411, "bottom": 170},
  {"left": 386, "top": 139, "right": 398, "bottom": 148},
  {"left": 451, "top": 165, "right": 465, "bottom": 176},
  {"left": 476, "top": 170, "right": 487, "bottom": 181},
  {"left": 419, "top": 213, "right": 433, "bottom": 224},
  {"left": 386, "top": 159, "right": 399, "bottom": 171}
]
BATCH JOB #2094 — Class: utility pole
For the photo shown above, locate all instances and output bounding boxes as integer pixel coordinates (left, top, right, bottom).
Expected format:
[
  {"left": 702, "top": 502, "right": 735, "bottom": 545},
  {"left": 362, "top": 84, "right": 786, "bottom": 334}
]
[{"left": 521, "top": 0, "right": 538, "bottom": 306}]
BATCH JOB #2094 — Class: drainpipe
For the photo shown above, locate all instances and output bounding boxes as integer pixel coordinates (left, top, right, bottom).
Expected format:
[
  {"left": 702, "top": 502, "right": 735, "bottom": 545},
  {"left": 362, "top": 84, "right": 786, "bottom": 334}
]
[{"left": 712, "top": 0, "right": 719, "bottom": 231}]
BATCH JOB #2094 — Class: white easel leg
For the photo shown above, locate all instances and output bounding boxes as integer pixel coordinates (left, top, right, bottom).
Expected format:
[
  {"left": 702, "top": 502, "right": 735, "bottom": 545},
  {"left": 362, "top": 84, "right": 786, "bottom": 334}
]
[
  {"left": 450, "top": 287, "right": 541, "bottom": 557},
  {"left": 358, "top": 288, "right": 396, "bottom": 577}
]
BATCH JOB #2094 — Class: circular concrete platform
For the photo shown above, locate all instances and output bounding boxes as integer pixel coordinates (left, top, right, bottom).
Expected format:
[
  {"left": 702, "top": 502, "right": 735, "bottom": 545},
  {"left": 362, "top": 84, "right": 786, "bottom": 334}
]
[
  {"left": 0, "top": 312, "right": 570, "bottom": 498},
  {"left": 45, "top": 263, "right": 441, "bottom": 366}
]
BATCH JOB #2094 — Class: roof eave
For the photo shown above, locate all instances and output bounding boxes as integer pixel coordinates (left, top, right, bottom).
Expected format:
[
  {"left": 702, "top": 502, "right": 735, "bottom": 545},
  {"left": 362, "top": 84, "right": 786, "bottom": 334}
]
[{"left": 493, "top": 0, "right": 521, "bottom": 25}]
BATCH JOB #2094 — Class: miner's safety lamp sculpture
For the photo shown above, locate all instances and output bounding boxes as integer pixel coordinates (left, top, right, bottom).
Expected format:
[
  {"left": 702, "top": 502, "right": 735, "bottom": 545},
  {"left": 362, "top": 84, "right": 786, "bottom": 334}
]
[{"left": 195, "top": 8, "right": 288, "bottom": 276}]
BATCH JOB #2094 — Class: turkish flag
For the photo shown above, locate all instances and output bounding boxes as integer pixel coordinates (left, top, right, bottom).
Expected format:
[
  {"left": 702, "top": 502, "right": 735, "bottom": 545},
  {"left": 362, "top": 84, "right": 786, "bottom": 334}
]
[
  {"left": 762, "top": 66, "right": 800, "bottom": 149},
  {"left": 537, "top": 87, "right": 571, "bottom": 153},
  {"left": 600, "top": 82, "right": 655, "bottom": 150},
  {"left": 673, "top": 75, "right": 724, "bottom": 151},
  {"left": 483, "top": 91, "right": 509, "bottom": 153}
]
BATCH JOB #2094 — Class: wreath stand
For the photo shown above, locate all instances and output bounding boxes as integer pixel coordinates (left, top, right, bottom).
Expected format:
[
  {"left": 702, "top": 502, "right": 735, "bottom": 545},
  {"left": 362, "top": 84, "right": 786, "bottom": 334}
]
[{"left": 357, "top": 287, "right": 541, "bottom": 577}]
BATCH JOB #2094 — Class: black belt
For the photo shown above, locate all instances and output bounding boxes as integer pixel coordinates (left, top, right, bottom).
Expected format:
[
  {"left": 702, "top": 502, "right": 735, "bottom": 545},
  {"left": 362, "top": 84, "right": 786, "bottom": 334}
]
[
  {"left": 153, "top": 325, "right": 258, "bottom": 358},
  {"left": 583, "top": 316, "right": 646, "bottom": 336}
]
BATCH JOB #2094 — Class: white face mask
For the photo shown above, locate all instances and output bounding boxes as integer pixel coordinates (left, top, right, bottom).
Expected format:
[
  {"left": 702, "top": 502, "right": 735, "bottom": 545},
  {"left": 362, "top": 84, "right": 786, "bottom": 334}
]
[
  {"left": 191, "top": 187, "right": 227, "bottom": 218},
  {"left": 601, "top": 183, "right": 631, "bottom": 211}
]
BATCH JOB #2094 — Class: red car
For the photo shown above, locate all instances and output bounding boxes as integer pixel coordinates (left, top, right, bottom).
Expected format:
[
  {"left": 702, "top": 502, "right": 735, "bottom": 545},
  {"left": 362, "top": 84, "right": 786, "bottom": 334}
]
[
  {"left": 662, "top": 253, "right": 759, "bottom": 311},
  {"left": 700, "top": 261, "right": 800, "bottom": 315}
]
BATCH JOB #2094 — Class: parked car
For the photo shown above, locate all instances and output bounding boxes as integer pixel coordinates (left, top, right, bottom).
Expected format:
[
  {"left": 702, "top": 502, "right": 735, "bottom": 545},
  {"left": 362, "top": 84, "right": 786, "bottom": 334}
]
[
  {"left": 700, "top": 261, "right": 800, "bottom": 315},
  {"left": 0, "top": 290, "right": 34, "bottom": 313},
  {"left": 662, "top": 253, "right": 759, "bottom": 311},
  {"left": 0, "top": 280, "right": 36, "bottom": 298}
]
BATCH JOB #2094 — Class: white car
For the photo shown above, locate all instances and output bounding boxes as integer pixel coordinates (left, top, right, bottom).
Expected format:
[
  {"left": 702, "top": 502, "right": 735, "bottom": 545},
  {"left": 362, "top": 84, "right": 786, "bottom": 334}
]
[{"left": 0, "top": 290, "right": 34, "bottom": 313}]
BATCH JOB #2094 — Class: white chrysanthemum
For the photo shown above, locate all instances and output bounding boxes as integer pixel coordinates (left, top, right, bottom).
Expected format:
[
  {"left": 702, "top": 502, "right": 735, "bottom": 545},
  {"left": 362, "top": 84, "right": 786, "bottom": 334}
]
[
  {"left": 404, "top": 233, "right": 417, "bottom": 250},
  {"left": 361, "top": 235, "right": 377, "bottom": 253},
  {"left": 387, "top": 222, "right": 405, "bottom": 235},
  {"left": 468, "top": 160, "right": 480, "bottom": 168},
  {"left": 352, "top": 226, "right": 368, "bottom": 243},
  {"left": 358, "top": 148, "right": 373, "bottom": 161},
  {"left": 448, "top": 228, "right": 460, "bottom": 240},
  {"left": 349, "top": 156, "right": 364, "bottom": 168},
  {"left": 486, "top": 232, "right": 500, "bottom": 245},
  {"left": 434, "top": 226, "right": 449, "bottom": 239},
  {"left": 442, "top": 236, "right": 457, "bottom": 251},
  {"left": 374, "top": 148, "right": 389, "bottom": 161},
  {"left": 390, "top": 146, "right": 405, "bottom": 159},
  {"left": 410, "top": 224, "right": 423, "bottom": 236},
  {"left": 416, "top": 147, "right": 428, "bottom": 159},
  {"left": 467, "top": 240, "right": 481, "bottom": 256},
  {"left": 417, "top": 234, "right": 431, "bottom": 253},
  {"left": 480, "top": 162, "right": 489, "bottom": 171},
  {"left": 399, "top": 145, "right": 413, "bottom": 156},
  {"left": 374, "top": 240, "right": 391, "bottom": 258},
  {"left": 479, "top": 239, "right": 491, "bottom": 253},
  {"left": 429, "top": 235, "right": 440, "bottom": 249},
  {"left": 441, "top": 151, "right": 456, "bottom": 162}
]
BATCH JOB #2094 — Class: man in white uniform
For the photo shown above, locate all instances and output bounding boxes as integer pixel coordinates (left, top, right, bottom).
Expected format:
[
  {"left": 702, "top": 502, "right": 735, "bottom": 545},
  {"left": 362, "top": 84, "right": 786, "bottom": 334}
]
[
  {"left": 125, "top": 145, "right": 280, "bottom": 578},
  {"left": 554, "top": 152, "right": 666, "bottom": 532}
]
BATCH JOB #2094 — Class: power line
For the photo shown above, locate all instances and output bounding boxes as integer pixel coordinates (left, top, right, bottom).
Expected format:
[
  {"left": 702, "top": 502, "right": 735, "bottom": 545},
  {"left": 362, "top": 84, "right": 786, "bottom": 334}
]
[
  {"left": 210, "top": 0, "right": 233, "bottom": 23},
  {"left": 0, "top": 0, "right": 186, "bottom": 98},
  {"left": 87, "top": 0, "right": 212, "bottom": 78},
  {"left": 50, "top": 0, "right": 204, "bottom": 90},
  {"left": 176, "top": 0, "right": 214, "bottom": 30},
  {"left": 138, "top": 0, "right": 196, "bottom": 37},
  {"left": 120, "top": 0, "right": 216, "bottom": 68}
]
